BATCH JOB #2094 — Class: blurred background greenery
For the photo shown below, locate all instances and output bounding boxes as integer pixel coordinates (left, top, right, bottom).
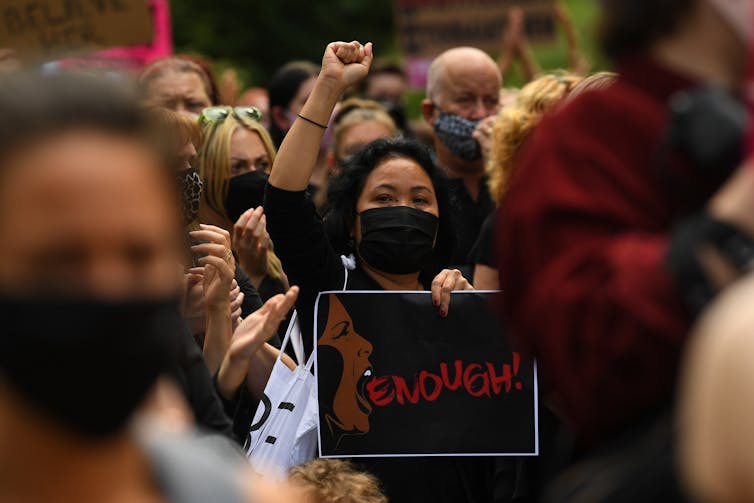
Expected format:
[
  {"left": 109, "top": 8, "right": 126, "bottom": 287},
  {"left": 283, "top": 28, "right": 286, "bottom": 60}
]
[{"left": 171, "top": 0, "right": 606, "bottom": 116}]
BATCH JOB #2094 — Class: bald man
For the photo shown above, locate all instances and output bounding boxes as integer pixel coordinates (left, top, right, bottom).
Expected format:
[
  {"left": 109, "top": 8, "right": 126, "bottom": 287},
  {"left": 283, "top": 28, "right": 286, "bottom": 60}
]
[{"left": 421, "top": 47, "right": 502, "bottom": 267}]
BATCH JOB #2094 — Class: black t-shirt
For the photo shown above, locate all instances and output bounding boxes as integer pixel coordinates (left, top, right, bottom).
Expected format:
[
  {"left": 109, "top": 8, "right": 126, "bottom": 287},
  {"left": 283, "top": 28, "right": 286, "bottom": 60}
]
[
  {"left": 468, "top": 210, "right": 498, "bottom": 267},
  {"left": 265, "top": 183, "right": 502, "bottom": 503},
  {"left": 447, "top": 177, "right": 494, "bottom": 267}
]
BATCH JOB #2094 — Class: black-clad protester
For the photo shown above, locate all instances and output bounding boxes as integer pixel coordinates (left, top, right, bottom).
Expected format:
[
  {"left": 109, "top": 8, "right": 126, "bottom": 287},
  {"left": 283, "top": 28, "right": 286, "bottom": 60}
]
[{"left": 264, "top": 40, "right": 513, "bottom": 503}]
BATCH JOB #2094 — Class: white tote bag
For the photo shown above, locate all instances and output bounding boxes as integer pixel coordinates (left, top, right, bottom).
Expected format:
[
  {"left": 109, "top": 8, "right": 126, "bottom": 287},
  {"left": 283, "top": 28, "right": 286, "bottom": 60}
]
[
  {"left": 246, "top": 311, "right": 318, "bottom": 479},
  {"left": 246, "top": 256, "right": 354, "bottom": 478}
]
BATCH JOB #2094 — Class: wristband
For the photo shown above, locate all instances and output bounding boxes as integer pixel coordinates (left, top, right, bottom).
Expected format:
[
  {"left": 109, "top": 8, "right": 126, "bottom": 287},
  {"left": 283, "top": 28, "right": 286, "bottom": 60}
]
[{"left": 297, "top": 114, "right": 328, "bottom": 129}]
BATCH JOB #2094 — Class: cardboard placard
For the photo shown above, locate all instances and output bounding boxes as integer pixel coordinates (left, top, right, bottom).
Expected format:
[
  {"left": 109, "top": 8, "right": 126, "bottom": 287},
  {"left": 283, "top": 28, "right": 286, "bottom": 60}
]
[
  {"left": 0, "top": 0, "right": 153, "bottom": 61},
  {"left": 55, "top": 0, "right": 172, "bottom": 72},
  {"left": 315, "top": 291, "right": 538, "bottom": 458},
  {"left": 395, "top": 0, "right": 555, "bottom": 58}
]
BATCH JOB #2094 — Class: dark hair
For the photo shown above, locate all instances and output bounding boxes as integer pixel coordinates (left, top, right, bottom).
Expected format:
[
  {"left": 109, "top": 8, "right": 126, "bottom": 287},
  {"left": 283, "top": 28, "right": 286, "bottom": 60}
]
[
  {"left": 359, "top": 60, "right": 406, "bottom": 95},
  {"left": 267, "top": 61, "right": 320, "bottom": 147},
  {"left": 0, "top": 72, "right": 152, "bottom": 168},
  {"left": 138, "top": 56, "right": 220, "bottom": 106},
  {"left": 599, "top": 0, "right": 697, "bottom": 62},
  {"left": 323, "top": 138, "right": 454, "bottom": 278}
]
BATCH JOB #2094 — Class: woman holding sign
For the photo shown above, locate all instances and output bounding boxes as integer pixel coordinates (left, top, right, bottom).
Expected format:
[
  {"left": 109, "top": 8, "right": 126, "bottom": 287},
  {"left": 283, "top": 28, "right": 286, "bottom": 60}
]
[
  {"left": 265, "top": 41, "right": 497, "bottom": 503},
  {"left": 266, "top": 41, "right": 470, "bottom": 348}
]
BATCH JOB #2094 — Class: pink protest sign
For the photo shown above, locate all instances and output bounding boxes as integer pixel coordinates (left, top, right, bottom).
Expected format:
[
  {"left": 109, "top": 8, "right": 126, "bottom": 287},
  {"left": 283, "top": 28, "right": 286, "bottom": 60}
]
[{"left": 57, "top": 0, "right": 172, "bottom": 72}]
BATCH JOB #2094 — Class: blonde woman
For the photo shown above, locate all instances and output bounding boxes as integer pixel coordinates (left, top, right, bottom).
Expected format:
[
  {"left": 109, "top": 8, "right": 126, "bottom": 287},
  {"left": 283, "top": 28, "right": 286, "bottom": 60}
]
[
  {"left": 471, "top": 72, "right": 583, "bottom": 290},
  {"left": 196, "top": 106, "right": 288, "bottom": 301}
]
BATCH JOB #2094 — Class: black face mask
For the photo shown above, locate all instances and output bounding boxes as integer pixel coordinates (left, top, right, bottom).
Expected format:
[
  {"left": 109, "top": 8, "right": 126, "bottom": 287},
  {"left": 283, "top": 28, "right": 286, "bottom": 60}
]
[
  {"left": 358, "top": 206, "right": 439, "bottom": 275},
  {"left": 0, "top": 296, "right": 183, "bottom": 438},
  {"left": 177, "top": 167, "right": 203, "bottom": 225},
  {"left": 224, "top": 170, "right": 268, "bottom": 223}
]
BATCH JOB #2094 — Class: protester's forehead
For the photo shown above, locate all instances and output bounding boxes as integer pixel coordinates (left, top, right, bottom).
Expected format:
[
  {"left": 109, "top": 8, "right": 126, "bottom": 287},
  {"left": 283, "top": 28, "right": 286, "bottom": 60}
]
[
  {"left": 339, "top": 120, "right": 394, "bottom": 153},
  {"left": 148, "top": 70, "right": 209, "bottom": 99},
  {"left": 434, "top": 50, "right": 501, "bottom": 100},
  {"left": 443, "top": 63, "right": 500, "bottom": 94},
  {"left": 0, "top": 130, "right": 176, "bottom": 226},
  {"left": 364, "top": 157, "right": 434, "bottom": 191}
]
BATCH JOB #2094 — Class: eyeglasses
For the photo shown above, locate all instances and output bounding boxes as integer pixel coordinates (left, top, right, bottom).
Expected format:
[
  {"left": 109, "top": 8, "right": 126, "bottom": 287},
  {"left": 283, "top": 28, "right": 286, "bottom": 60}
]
[{"left": 199, "top": 106, "right": 263, "bottom": 127}]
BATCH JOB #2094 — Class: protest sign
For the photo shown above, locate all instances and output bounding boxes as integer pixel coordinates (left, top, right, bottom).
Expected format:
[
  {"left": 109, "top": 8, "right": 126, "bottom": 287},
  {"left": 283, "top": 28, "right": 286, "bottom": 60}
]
[
  {"left": 395, "top": 0, "right": 555, "bottom": 58},
  {"left": 315, "top": 291, "right": 538, "bottom": 458},
  {"left": 56, "top": 0, "right": 172, "bottom": 72},
  {"left": 0, "top": 0, "right": 153, "bottom": 61}
]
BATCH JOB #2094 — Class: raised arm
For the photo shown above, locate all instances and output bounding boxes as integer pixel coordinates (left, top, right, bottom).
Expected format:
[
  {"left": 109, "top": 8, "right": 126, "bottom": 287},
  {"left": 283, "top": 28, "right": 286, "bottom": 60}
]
[{"left": 268, "top": 41, "right": 373, "bottom": 191}]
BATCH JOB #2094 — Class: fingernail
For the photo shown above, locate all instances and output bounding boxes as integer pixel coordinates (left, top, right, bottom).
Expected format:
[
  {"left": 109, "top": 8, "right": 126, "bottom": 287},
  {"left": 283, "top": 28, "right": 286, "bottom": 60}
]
[
  {"left": 440, "top": 310, "right": 446, "bottom": 318},
  {"left": 433, "top": 300, "right": 439, "bottom": 308}
]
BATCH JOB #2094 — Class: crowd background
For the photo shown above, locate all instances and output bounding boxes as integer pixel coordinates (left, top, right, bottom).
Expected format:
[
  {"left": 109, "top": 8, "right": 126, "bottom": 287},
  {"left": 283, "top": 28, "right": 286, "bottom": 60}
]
[
  {"left": 1, "top": 0, "right": 753, "bottom": 502},
  {"left": 169, "top": 0, "right": 604, "bottom": 116}
]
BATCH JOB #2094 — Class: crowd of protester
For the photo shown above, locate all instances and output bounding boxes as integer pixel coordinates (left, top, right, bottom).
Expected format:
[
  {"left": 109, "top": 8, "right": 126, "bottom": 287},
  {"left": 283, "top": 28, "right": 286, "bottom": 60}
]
[{"left": 0, "top": 0, "right": 752, "bottom": 501}]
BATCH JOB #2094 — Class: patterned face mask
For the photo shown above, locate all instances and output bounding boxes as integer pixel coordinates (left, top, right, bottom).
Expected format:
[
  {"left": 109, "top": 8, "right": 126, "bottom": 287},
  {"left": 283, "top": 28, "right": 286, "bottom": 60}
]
[
  {"left": 432, "top": 110, "right": 482, "bottom": 161},
  {"left": 177, "top": 167, "right": 203, "bottom": 225}
]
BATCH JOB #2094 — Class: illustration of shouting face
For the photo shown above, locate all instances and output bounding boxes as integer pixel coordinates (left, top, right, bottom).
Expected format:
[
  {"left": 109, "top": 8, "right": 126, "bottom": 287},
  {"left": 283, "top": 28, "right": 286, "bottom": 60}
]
[{"left": 318, "top": 294, "right": 374, "bottom": 443}]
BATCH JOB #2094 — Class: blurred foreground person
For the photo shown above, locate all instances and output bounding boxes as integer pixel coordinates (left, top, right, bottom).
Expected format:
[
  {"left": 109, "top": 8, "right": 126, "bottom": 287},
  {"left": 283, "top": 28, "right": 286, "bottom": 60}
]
[
  {"left": 678, "top": 272, "right": 754, "bottom": 503},
  {"left": 498, "top": 0, "right": 752, "bottom": 499},
  {"left": 421, "top": 47, "right": 502, "bottom": 268},
  {"left": 0, "top": 72, "right": 251, "bottom": 503}
]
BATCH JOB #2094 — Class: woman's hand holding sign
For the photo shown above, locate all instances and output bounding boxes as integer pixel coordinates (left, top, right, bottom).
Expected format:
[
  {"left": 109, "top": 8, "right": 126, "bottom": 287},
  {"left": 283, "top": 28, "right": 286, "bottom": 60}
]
[{"left": 432, "top": 269, "right": 473, "bottom": 318}]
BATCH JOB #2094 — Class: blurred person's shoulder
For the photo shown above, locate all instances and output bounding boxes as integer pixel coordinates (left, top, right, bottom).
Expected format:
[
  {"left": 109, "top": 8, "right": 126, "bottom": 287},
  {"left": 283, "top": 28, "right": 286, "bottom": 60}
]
[{"left": 142, "top": 431, "right": 249, "bottom": 503}]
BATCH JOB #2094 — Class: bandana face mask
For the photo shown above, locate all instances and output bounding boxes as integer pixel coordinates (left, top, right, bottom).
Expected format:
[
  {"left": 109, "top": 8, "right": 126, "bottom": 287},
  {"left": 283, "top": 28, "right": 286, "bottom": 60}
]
[{"left": 432, "top": 110, "right": 482, "bottom": 161}]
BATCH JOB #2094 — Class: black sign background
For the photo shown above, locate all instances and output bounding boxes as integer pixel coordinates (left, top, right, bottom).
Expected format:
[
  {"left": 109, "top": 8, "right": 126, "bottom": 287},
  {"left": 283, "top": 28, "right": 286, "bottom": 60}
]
[{"left": 315, "top": 291, "right": 537, "bottom": 457}]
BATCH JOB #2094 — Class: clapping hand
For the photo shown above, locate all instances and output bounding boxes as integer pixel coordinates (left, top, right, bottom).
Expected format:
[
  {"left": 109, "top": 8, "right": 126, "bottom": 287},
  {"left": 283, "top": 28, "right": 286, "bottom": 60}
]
[{"left": 233, "top": 206, "right": 269, "bottom": 284}]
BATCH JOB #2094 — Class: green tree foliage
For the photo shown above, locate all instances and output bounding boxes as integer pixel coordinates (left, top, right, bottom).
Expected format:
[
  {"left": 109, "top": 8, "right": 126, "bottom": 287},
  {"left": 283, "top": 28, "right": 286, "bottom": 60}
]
[{"left": 171, "top": 0, "right": 395, "bottom": 86}]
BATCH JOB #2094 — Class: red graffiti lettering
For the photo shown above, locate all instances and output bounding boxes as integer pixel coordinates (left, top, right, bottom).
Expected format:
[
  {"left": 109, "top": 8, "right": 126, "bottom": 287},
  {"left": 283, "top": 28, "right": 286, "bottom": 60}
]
[
  {"left": 487, "top": 362, "right": 512, "bottom": 394},
  {"left": 364, "top": 353, "right": 524, "bottom": 407},
  {"left": 440, "top": 360, "right": 463, "bottom": 390},
  {"left": 394, "top": 375, "right": 421, "bottom": 405},
  {"left": 365, "top": 376, "right": 395, "bottom": 406},
  {"left": 418, "top": 370, "right": 443, "bottom": 401},
  {"left": 463, "top": 363, "right": 491, "bottom": 397}
]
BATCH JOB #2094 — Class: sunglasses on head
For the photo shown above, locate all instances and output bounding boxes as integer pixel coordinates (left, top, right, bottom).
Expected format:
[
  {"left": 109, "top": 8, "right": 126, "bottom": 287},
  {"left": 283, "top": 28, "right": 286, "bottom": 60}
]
[{"left": 199, "top": 106, "right": 263, "bottom": 127}]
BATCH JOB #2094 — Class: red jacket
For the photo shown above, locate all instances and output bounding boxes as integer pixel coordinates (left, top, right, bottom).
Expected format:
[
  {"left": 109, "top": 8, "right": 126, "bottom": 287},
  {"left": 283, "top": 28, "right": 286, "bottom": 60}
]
[{"left": 497, "top": 58, "right": 725, "bottom": 445}]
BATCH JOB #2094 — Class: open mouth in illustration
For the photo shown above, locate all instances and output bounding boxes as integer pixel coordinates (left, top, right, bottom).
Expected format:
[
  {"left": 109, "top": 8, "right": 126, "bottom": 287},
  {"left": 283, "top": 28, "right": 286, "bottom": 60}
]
[{"left": 356, "top": 367, "right": 374, "bottom": 415}]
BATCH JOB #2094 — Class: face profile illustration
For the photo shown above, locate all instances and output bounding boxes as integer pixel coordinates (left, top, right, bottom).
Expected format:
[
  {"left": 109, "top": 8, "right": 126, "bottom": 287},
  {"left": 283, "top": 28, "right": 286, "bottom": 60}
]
[{"left": 318, "top": 294, "right": 374, "bottom": 447}]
